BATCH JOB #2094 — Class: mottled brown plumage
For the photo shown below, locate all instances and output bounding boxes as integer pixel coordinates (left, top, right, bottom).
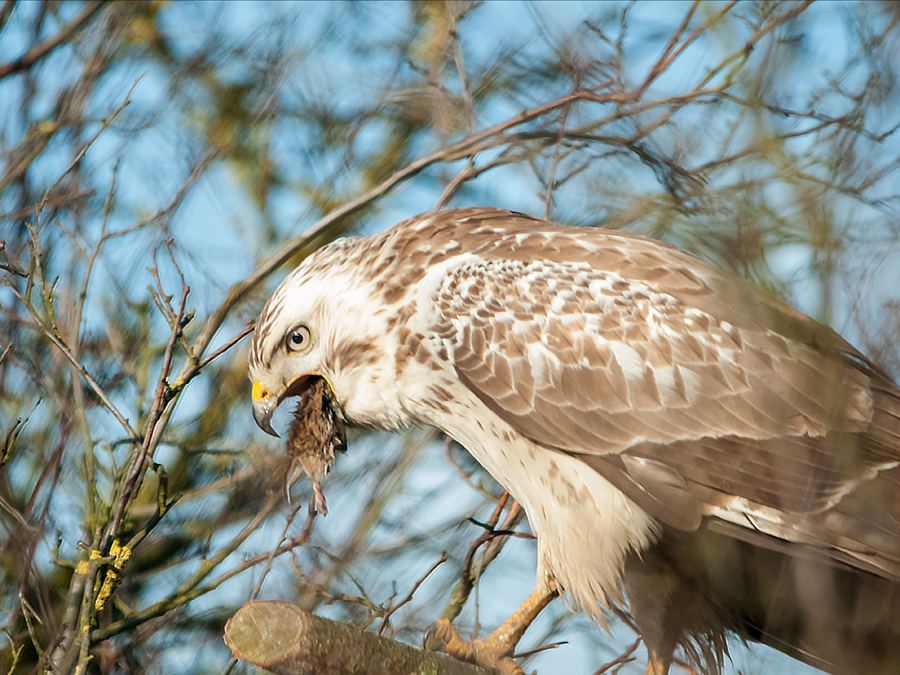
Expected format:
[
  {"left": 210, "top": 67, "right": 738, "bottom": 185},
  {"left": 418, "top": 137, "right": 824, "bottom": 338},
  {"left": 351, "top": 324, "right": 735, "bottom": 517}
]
[{"left": 285, "top": 376, "right": 346, "bottom": 515}]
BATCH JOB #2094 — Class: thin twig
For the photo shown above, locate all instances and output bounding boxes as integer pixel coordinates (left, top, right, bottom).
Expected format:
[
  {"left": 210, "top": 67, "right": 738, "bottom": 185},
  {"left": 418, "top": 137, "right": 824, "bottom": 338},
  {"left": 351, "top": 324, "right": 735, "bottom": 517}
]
[
  {"left": 105, "top": 147, "right": 220, "bottom": 244},
  {"left": 433, "top": 151, "right": 533, "bottom": 212},
  {"left": 442, "top": 436, "right": 482, "bottom": 493},
  {"left": 637, "top": 1, "right": 733, "bottom": 97},
  {"left": 0, "top": 188, "right": 95, "bottom": 223},
  {"left": 543, "top": 85, "right": 578, "bottom": 220},
  {"left": 592, "top": 637, "right": 642, "bottom": 675},
  {"left": 36, "top": 78, "right": 139, "bottom": 222},
  {"left": 447, "top": 3, "right": 474, "bottom": 136},
  {"left": 198, "top": 322, "right": 255, "bottom": 370},
  {"left": 0, "top": 240, "right": 29, "bottom": 277},
  {"left": 440, "top": 493, "right": 529, "bottom": 623},
  {"left": 10, "top": 286, "right": 136, "bottom": 438},
  {"left": 250, "top": 501, "right": 306, "bottom": 601},
  {"left": 377, "top": 552, "right": 447, "bottom": 635},
  {"left": 513, "top": 640, "right": 568, "bottom": 660},
  {"left": 640, "top": 1, "right": 700, "bottom": 91}
]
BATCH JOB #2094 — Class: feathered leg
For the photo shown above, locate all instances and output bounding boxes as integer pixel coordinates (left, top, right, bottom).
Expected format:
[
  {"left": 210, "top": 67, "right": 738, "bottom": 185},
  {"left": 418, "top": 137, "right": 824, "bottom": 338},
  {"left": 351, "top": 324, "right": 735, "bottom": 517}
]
[{"left": 645, "top": 655, "right": 669, "bottom": 675}]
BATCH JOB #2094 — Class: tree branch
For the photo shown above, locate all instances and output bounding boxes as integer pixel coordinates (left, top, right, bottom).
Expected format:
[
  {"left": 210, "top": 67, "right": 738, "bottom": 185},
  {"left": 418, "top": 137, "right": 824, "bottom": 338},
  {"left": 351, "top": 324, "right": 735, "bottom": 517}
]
[
  {"left": 226, "top": 601, "right": 488, "bottom": 675},
  {"left": 0, "top": 1, "right": 106, "bottom": 80}
]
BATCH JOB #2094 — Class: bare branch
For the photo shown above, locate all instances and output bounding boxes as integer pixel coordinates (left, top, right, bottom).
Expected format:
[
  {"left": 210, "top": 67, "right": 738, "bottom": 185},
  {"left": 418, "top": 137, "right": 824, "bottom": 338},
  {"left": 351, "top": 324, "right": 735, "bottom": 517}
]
[
  {"left": 10, "top": 285, "right": 136, "bottom": 438},
  {"left": 104, "top": 248, "right": 190, "bottom": 549},
  {"left": 0, "top": 1, "right": 106, "bottom": 80},
  {"left": 190, "top": 85, "right": 628, "bottom": 362},
  {"left": 637, "top": 1, "right": 735, "bottom": 97}
]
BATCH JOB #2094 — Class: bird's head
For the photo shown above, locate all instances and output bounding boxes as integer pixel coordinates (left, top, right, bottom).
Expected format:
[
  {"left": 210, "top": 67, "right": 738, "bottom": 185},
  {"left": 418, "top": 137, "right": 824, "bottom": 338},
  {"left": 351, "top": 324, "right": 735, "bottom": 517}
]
[
  {"left": 248, "top": 309, "right": 322, "bottom": 437},
  {"left": 247, "top": 243, "right": 406, "bottom": 436}
]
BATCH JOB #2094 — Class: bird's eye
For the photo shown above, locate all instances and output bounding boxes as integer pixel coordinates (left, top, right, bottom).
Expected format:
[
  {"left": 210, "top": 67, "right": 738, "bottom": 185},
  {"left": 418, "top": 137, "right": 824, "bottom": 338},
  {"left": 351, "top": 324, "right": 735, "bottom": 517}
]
[{"left": 285, "top": 325, "right": 311, "bottom": 353}]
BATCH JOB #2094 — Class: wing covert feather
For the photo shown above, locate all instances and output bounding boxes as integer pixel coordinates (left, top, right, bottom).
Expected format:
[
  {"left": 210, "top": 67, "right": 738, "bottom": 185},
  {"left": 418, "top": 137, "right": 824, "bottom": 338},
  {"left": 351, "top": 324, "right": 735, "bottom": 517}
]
[
  {"left": 427, "top": 212, "right": 900, "bottom": 573},
  {"left": 434, "top": 238, "right": 872, "bottom": 456}
]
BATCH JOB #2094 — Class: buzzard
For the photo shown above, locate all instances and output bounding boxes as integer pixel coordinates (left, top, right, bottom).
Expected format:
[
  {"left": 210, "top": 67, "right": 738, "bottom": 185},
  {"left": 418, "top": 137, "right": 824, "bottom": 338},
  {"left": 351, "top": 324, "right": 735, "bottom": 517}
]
[{"left": 248, "top": 207, "right": 900, "bottom": 675}]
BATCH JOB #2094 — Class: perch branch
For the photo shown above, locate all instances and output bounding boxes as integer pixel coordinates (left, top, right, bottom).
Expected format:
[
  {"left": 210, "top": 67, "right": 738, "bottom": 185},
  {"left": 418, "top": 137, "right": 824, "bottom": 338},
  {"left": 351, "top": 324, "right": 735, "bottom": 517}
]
[{"left": 226, "top": 601, "right": 488, "bottom": 675}]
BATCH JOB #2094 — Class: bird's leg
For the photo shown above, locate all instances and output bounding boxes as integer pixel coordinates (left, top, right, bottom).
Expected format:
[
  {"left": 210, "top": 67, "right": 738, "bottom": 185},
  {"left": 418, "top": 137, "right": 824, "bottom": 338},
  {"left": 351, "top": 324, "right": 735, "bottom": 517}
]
[
  {"left": 311, "top": 479, "right": 328, "bottom": 516},
  {"left": 645, "top": 656, "right": 669, "bottom": 675},
  {"left": 430, "top": 586, "right": 558, "bottom": 675}
]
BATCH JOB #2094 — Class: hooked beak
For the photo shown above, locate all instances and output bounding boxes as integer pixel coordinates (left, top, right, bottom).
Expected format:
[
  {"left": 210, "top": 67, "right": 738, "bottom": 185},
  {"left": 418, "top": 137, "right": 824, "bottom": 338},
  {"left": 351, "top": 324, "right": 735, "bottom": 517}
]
[
  {"left": 252, "top": 397, "right": 280, "bottom": 437},
  {"left": 251, "top": 375, "right": 321, "bottom": 437},
  {"left": 251, "top": 380, "right": 280, "bottom": 437}
]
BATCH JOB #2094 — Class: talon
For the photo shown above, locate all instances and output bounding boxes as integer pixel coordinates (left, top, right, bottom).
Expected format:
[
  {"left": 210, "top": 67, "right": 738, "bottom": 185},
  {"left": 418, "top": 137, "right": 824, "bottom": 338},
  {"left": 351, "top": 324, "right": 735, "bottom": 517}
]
[
  {"left": 425, "top": 587, "right": 558, "bottom": 675},
  {"left": 432, "top": 619, "right": 477, "bottom": 661},
  {"left": 426, "top": 618, "right": 524, "bottom": 675}
]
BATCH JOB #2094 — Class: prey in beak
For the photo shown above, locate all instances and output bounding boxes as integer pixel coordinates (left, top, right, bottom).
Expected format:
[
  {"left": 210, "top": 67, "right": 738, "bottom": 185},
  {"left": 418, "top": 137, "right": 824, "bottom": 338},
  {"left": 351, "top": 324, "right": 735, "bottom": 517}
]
[
  {"left": 283, "top": 376, "right": 347, "bottom": 515},
  {"left": 251, "top": 374, "right": 346, "bottom": 515},
  {"left": 252, "top": 374, "right": 317, "bottom": 437}
]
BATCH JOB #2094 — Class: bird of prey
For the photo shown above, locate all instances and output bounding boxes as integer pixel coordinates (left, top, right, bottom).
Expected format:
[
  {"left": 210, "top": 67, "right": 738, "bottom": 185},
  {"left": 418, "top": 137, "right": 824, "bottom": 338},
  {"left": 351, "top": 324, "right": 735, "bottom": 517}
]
[
  {"left": 248, "top": 207, "right": 900, "bottom": 675},
  {"left": 284, "top": 375, "right": 347, "bottom": 515}
]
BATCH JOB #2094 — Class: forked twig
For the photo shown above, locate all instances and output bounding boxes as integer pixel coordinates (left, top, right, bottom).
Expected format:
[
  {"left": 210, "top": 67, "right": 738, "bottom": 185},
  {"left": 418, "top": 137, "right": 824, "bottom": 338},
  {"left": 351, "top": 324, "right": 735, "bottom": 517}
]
[{"left": 377, "top": 552, "right": 447, "bottom": 635}]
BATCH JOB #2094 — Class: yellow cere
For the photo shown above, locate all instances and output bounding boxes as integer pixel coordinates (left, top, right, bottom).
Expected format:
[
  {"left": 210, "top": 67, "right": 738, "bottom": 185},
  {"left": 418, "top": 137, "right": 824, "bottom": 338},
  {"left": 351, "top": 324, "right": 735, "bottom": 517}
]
[{"left": 252, "top": 381, "right": 270, "bottom": 402}]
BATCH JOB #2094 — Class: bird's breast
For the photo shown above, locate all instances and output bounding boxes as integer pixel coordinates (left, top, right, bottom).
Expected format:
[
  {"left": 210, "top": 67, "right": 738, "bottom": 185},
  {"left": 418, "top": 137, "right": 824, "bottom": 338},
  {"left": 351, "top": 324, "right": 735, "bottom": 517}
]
[{"left": 405, "top": 375, "right": 659, "bottom": 615}]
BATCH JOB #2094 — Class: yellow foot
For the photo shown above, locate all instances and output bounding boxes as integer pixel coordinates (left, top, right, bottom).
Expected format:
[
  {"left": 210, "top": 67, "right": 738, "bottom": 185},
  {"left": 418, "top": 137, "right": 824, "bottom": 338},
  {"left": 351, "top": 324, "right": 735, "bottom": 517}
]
[
  {"left": 426, "top": 587, "right": 558, "bottom": 675},
  {"left": 430, "top": 618, "right": 525, "bottom": 675},
  {"left": 646, "top": 656, "right": 669, "bottom": 675}
]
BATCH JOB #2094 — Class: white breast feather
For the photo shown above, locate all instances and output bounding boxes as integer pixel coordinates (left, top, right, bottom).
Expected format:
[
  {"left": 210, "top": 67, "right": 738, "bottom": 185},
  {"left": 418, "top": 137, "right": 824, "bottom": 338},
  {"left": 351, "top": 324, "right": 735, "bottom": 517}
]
[{"left": 401, "top": 369, "right": 659, "bottom": 617}]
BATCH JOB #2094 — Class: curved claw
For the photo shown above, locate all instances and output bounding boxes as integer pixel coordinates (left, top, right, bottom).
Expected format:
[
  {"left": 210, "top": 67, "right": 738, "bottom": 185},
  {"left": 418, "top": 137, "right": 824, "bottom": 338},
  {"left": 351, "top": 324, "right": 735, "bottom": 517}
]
[
  {"left": 425, "top": 588, "right": 558, "bottom": 675},
  {"left": 427, "top": 619, "right": 525, "bottom": 675}
]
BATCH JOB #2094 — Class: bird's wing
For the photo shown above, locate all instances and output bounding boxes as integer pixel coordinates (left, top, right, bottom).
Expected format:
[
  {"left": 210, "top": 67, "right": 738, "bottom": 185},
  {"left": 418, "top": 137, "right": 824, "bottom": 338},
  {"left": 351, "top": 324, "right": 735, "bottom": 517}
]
[
  {"left": 428, "top": 217, "right": 900, "bottom": 574},
  {"left": 433, "top": 226, "right": 874, "bottom": 454}
]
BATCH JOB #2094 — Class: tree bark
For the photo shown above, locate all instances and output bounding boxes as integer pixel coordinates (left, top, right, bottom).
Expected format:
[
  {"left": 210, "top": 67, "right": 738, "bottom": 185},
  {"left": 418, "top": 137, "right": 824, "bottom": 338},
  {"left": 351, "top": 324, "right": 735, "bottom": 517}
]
[{"left": 225, "top": 600, "right": 488, "bottom": 675}]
